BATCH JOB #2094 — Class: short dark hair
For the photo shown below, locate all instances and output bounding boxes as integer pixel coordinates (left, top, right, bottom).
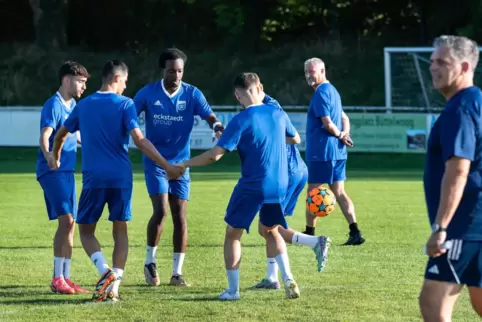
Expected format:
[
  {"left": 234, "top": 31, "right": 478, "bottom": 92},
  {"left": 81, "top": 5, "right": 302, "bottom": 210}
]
[
  {"left": 158, "top": 48, "right": 187, "bottom": 69},
  {"left": 233, "top": 72, "right": 260, "bottom": 89},
  {"left": 58, "top": 61, "right": 89, "bottom": 84},
  {"left": 102, "top": 60, "right": 128, "bottom": 81}
]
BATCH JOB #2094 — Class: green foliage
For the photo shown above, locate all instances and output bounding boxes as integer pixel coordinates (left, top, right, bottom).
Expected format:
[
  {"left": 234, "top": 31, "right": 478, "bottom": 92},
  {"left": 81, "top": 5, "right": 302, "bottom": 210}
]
[{"left": 0, "top": 40, "right": 384, "bottom": 106}]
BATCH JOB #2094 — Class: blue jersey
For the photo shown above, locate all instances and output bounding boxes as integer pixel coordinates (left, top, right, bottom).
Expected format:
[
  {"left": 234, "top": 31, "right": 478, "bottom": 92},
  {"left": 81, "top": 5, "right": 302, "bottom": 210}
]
[
  {"left": 63, "top": 92, "right": 140, "bottom": 189},
  {"left": 36, "top": 92, "right": 78, "bottom": 179},
  {"left": 263, "top": 94, "right": 305, "bottom": 174},
  {"left": 424, "top": 86, "right": 482, "bottom": 241},
  {"left": 133, "top": 80, "right": 213, "bottom": 169},
  {"left": 216, "top": 104, "right": 297, "bottom": 203},
  {"left": 306, "top": 82, "right": 347, "bottom": 162}
]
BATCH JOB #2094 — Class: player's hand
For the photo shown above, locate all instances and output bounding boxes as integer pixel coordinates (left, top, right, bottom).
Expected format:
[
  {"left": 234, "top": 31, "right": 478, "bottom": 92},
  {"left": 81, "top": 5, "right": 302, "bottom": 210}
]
[
  {"left": 213, "top": 124, "right": 225, "bottom": 141},
  {"left": 341, "top": 134, "right": 354, "bottom": 147},
  {"left": 167, "top": 164, "right": 185, "bottom": 180},
  {"left": 47, "top": 153, "right": 60, "bottom": 170},
  {"left": 425, "top": 231, "right": 447, "bottom": 258}
]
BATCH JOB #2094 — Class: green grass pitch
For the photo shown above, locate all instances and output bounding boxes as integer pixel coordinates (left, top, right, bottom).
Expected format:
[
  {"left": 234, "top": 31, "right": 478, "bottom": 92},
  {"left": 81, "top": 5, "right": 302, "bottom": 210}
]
[{"left": 0, "top": 148, "right": 476, "bottom": 321}]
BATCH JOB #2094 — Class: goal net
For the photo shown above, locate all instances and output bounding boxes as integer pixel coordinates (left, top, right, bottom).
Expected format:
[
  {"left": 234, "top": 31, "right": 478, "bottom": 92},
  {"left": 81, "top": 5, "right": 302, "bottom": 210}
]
[{"left": 384, "top": 47, "right": 482, "bottom": 112}]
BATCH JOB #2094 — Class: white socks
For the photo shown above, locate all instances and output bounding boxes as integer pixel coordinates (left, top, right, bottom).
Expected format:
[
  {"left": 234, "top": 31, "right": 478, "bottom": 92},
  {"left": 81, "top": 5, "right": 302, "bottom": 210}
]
[
  {"left": 292, "top": 232, "right": 319, "bottom": 248},
  {"left": 226, "top": 269, "right": 240, "bottom": 293},
  {"left": 265, "top": 258, "right": 278, "bottom": 282},
  {"left": 63, "top": 259, "right": 71, "bottom": 279},
  {"left": 90, "top": 251, "right": 110, "bottom": 275},
  {"left": 172, "top": 253, "right": 185, "bottom": 276},
  {"left": 145, "top": 246, "right": 157, "bottom": 265},
  {"left": 53, "top": 257, "right": 64, "bottom": 278},
  {"left": 275, "top": 253, "right": 294, "bottom": 283},
  {"left": 145, "top": 248, "right": 186, "bottom": 277},
  {"left": 112, "top": 267, "right": 124, "bottom": 295}
]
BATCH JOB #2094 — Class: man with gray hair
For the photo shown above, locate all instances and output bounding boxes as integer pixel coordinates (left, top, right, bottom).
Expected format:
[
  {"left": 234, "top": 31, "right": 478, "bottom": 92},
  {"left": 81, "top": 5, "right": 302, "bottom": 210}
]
[
  {"left": 303, "top": 57, "right": 365, "bottom": 246},
  {"left": 420, "top": 35, "right": 482, "bottom": 320}
]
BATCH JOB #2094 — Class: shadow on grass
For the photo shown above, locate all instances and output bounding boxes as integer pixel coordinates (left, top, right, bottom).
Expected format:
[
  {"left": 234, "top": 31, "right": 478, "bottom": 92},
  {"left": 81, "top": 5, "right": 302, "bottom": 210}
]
[
  {"left": 0, "top": 243, "right": 260, "bottom": 250},
  {"left": 0, "top": 147, "right": 425, "bottom": 178},
  {"left": 0, "top": 297, "right": 90, "bottom": 305}
]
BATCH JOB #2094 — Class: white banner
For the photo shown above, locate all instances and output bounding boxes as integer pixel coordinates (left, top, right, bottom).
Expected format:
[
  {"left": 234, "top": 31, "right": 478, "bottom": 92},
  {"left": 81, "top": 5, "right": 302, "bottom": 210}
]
[{"left": 0, "top": 107, "right": 308, "bottom": 150}]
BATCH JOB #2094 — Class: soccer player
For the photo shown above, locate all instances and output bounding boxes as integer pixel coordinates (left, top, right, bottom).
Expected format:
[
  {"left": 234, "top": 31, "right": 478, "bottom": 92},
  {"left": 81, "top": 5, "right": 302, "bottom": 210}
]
[
  {"left": 134, "top": 48, "right": 224, "bottom": 287},
  {"left": 177, "top": 72, "right": 301, "bottom": 300},
  {"left": 36, "top": 61, "right": 90, "bottom": 294},
  {"left": 51, "top": 60, "right": 183, "bottom": 302},
  {"left": 251, "top": 86, "right": 332, "bottom": 290},
  {"left": 303, "top": 58, "right": 365, "bottom": 246},
  {"left": 420, "top": 35, "right": 482, "bottom": 320}
]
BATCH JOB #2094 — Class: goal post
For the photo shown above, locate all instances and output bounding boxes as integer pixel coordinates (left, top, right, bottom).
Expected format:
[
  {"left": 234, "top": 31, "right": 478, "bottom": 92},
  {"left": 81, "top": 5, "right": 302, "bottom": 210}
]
[{"left": 384, "top": 46, "right": 482, "bottom": 113}]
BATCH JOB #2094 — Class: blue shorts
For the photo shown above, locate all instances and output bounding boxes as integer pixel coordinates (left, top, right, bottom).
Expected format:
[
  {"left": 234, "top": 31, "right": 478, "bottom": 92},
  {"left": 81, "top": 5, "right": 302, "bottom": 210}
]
[
  {"left": 282, "top": 166, "right": 308, "bottom": 216},
  {"left": 308, "top": 160, "right": 347, "bottom": 184},
  {"left": 38, "top": 171, "right": 77, "bottom": 220},
  {"left": 76, "top": 188, "right": 132, "bottom": 224},
  {"left": 424, "top": 239, "right": 482, "bottom": 287},
  {"left": 225, "top": 185, "right": 287, "bottom": 233},
  {"left": 144, "top": 169, "right": 190, "bottom": 200}
]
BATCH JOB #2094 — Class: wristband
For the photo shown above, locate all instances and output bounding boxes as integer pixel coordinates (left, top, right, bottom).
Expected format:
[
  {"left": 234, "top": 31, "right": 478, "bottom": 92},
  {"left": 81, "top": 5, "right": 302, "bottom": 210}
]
[{"left": 212, "top": 121, "right": 222, "bottom": 131}]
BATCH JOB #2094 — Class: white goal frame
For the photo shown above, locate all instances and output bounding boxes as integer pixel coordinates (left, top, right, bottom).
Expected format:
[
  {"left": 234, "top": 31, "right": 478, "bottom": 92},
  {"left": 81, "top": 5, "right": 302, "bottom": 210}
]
[{"left": 384, "top": 46, "right": 482, "bottom": 113}]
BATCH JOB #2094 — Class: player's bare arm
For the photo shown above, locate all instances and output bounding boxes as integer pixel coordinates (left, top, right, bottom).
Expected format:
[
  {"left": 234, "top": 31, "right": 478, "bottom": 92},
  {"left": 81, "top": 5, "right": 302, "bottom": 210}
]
[
  {"left": 129, "top": 128, "right": 183, "bottom": 179},
  {"left": 204, "top": 113, "right": 225, "bottom": 139},
  {"left": 51, "top": 126, "right": 70, "bottom": 169},
  {"left": 341, "top": 111, "right": 351, "bottom": 134},
  {"left": 426, "top": 156, "right": 470, "bottom": 257},
  {"left": 182, "top": 146, "right": 226, "bottom": 168},
  {"left": 39, "top": 127, "right": 54, "bottom": 159},
  {"left": 286, "top": 132, "right": 301, "bottom": 145},
  {"left": 320, "top": 116, "right": 353, "bottom": 147}
]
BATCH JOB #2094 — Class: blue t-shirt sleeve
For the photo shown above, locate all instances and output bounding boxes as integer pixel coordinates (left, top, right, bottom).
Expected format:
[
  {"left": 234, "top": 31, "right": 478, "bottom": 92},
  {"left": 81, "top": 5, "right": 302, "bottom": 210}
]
[
  {"left": 133, "top": 87, "right": 147, "bottom": 115},
  {"left": 64, "top": 105, "right": 80, "bottom": 133},
  {"left": 40, "top": 101, "right": 61, "bottom": 130},
  {"left": 312, "top": 90, "right": 331, "bottom": 118},
  {"left": 123, "top": 99, "right": 140, "bottom": 131},
  {"left": 440, "top": 106, "right": 477, "bottom": 161},
  {"left": 283, "top": 112, "right": 297, "bottom": 138},
  {"left": 216, "top": 117, "right": 242, "bottom": 152},
  {"left": 192, "top": 88, "right": 213, "bottom": 118}
]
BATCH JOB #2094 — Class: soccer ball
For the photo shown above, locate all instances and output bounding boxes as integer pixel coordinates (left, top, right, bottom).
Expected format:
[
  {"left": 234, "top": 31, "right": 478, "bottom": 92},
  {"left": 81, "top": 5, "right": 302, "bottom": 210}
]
[{"left": 306, "top": 185, "right": 336, "bottom": 217}]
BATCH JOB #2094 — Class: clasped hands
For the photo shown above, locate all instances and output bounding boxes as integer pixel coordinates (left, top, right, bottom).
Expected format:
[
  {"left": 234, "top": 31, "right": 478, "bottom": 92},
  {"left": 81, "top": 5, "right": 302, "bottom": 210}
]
[
  {"left": 166, "top": 163, "right": 187, "bottom": 180},
  {"left": 339, "top": 131, "right": 354, "bottom": 147}
]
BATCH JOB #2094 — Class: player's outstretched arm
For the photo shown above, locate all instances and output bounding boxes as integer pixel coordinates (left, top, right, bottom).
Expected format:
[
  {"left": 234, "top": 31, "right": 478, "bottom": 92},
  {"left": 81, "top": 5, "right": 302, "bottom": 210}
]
[
  {"left": 204, "top": 113, "right": 225, "bottom": 140},
  {"left": 183, "top": 146, "right": 226, "bottom": 167},
  {"left": 130, "top": 128, "right": 183, "bottom": 179},
  {"left": 51, "top": 126, "right": 70, "bottom": 169}
]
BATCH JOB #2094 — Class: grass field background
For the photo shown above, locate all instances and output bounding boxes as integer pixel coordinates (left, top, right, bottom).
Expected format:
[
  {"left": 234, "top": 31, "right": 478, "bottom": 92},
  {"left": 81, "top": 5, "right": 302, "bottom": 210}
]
[{"left": 0, "top": 148, "right": 477, "bottom": 321}]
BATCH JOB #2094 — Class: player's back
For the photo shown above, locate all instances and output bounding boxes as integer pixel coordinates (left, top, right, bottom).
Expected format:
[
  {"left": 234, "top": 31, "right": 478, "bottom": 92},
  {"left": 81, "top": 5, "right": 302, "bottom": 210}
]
[
  {"left": 74, "top": 92, "right": 134, "bottom": 189},
  {"left": 263, "top": 94, "right": 305, "bottom": 173},
  {"left": 424, "top": 86, "right": 482, "bottom": 240},
  {"left": 232, "top": 104, "right": 290, "bottom": 202}
]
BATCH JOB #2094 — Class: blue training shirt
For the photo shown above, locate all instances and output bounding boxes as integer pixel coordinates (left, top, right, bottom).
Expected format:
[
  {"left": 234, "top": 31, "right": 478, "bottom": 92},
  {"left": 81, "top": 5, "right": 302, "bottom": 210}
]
[
  {"left": 36, "top": 92, "right": 78, "bottom": 179},
  {"left": 424, "top": 86, "right": 482, "bottom": 241},
  {"left": 306, "top": 82, "right": 347, "bottom": 162},
  {"left": 134, "top": 80, "right": 213, "bottom": 171},
  {"left": 263, "top": 94, "right": 306, "bottom": 174},
  {"left": 63, "top": 92, "right": 140, "bottom": 189},
  {"left": 216, "top": 104, "right": 297, "bottom": 203}
]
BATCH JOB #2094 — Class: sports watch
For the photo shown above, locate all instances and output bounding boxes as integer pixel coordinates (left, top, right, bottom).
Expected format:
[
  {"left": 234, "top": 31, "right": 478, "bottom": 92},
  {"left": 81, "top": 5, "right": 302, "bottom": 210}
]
[{"left": 431, "top": 224, "right": 447, "bottom": 233}]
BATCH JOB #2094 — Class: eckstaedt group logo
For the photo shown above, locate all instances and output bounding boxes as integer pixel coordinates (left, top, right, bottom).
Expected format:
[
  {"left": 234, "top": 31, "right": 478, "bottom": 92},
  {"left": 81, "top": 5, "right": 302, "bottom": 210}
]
[{"left": 153, "top": 114, "right": 184, "bottom": 126}]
